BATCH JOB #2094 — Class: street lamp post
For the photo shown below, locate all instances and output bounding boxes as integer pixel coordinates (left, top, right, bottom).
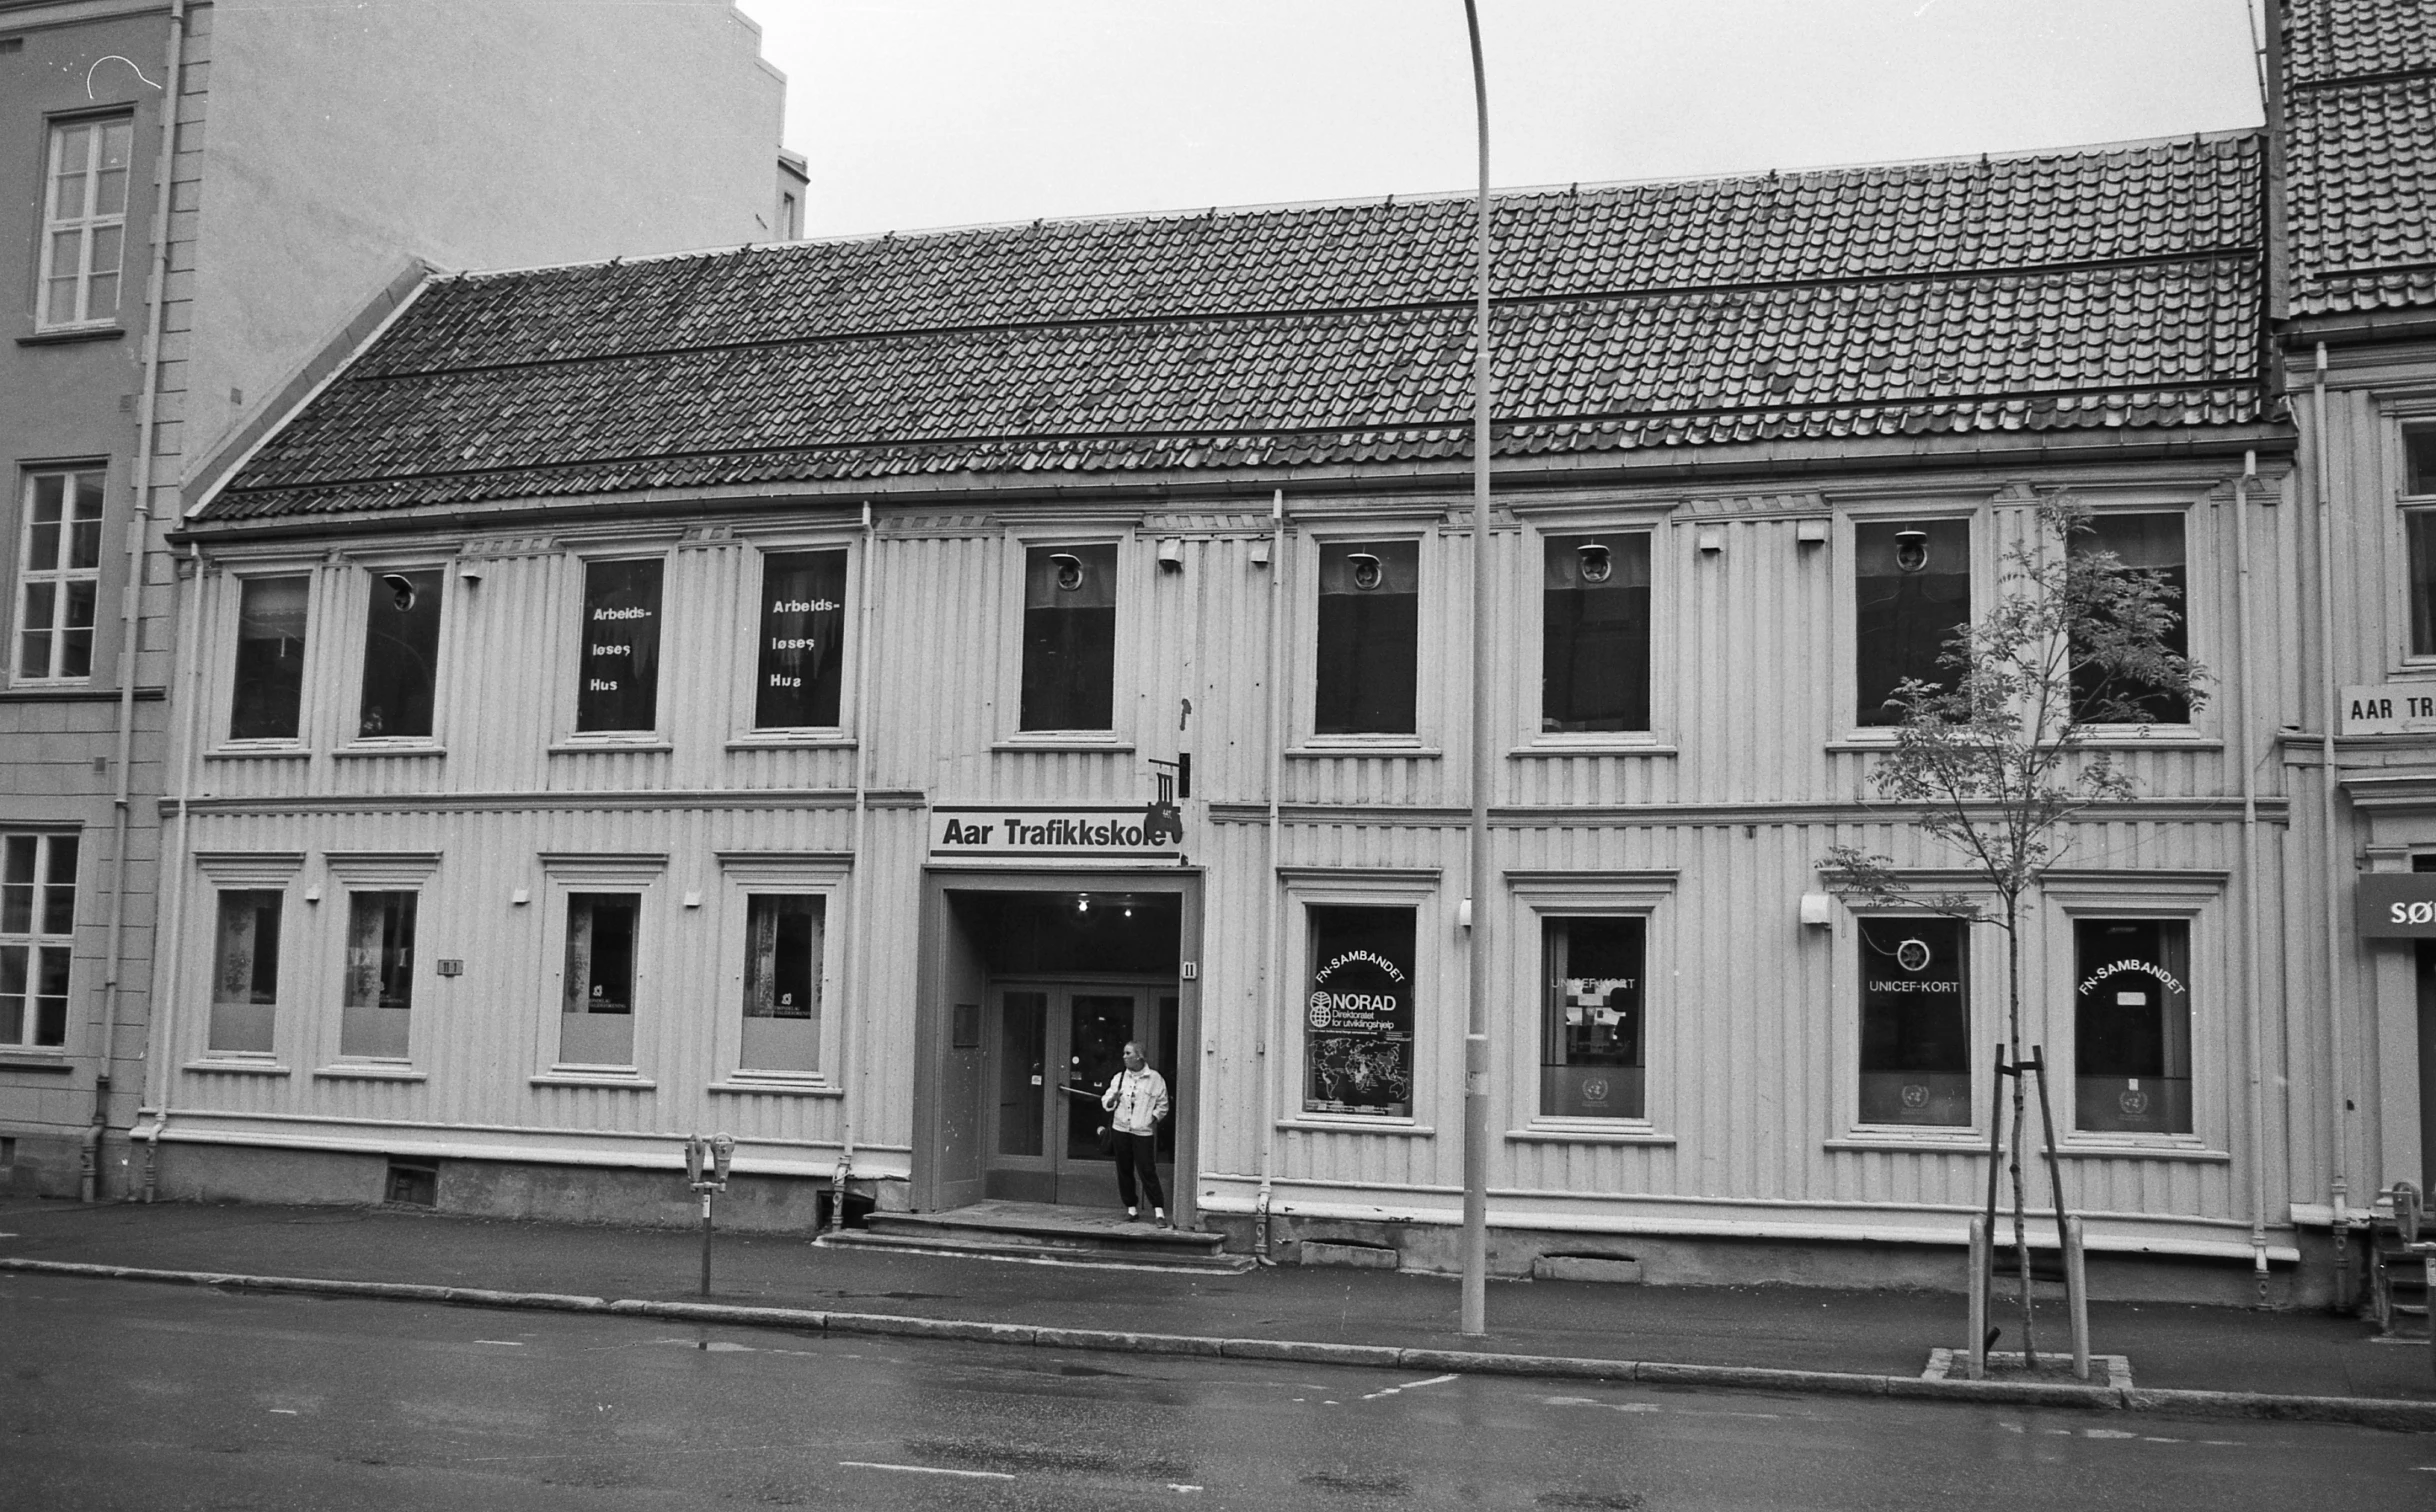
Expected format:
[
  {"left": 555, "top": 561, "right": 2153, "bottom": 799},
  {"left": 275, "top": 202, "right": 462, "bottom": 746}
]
[{"left": 1459, "top": 0, "right": 1493, "bottom": 1340}]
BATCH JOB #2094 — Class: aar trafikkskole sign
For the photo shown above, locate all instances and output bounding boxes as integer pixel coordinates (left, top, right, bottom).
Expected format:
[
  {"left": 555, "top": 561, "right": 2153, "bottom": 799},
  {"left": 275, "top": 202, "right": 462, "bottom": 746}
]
[{"left": 929, "top": 805, "right": 1184, "bottom": 863}]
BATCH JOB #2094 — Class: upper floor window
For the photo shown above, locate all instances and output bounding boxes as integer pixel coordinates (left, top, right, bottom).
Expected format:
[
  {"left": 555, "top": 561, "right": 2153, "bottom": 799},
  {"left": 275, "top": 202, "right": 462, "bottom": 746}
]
[
  {"left": 1020, "top": 543, "right": 1115, "bottom": 731},
  {"left": 230, "top": 576, "right": 308, "bottom": 740},
  {"left": 576, "top": 558, "right": 663, "bottom": 733},
  {"left": 1316, "top": 539, "right": 1418, "bottom": 735},
  {"left": 2404, "top": 424, "right": 2436, "bottom": 655},
  {"left": 38, "top": 116, "right": 133, "bottom": 329},
  {"left": 358, "top": 570, "right": 441, "bottom": 739},
  {"left": 1542, "top": 533, "right": 1651, "bottom": 733},
  {"left": 2069, "top": 513, "right": 2190, "bottom": 725},
  {"left": 0, "top": 833, "right": 77, "bottom": 1050},
  {"left": 1855, "top": 519, "right": 1970, "bottom": 726},
  {"left": 14, "top": 468, "right": 103, "bottom": 683},
  {"left": 754, "top": 549, "right": 846, "bottom": 729}
]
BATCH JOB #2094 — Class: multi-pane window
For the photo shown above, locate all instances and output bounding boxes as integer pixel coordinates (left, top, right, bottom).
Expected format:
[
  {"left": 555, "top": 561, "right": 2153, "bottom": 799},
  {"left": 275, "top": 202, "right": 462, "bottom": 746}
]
[
  {"left": 1315, "top": 540, "right": 1419, "bottom": 735},
  {"left": 2073, "top": 917, "right": 2193, "bottom": 1135},
  {"left": 740, "top": 894, "right": 823, "bottom": 1073},
  {"left": 1019, "top": 543, "right": 1116, "bottom": 731},
  {"left": 207, "top": 891, "right": 282, "bottom": 1054},
  {"left": 230, "top": 577, "right": 308, "bottom": 740},
  {"left": 2404, "top": 425, "right": 2436, "bottom": 655},
  {"left": 340, "top": 891, "right": 415, "bottom": 1058},
  {"left": 37, "top": 116, "right": 133, "bottom": 329},
  {"left": 576, "top": 559, "right": 663, "bottom": 733},
  {"left": 754, "top": 550, "right": 846, "bottom": 729},
  {"left": 0, "top": 834, "right": 77, "bottom": 1050},
  {"left": 1542, "top": 534, "right": 1651, "bottom": 733},
  {"left": 2069, "top": 513, "right": 2190, "bottom": 724},
  {"left": 15, "top": 468, "right": 104, "bottom": 682},
  {"left": 1856, "top": 917, "right": 1971, "bottom": 1126},
  {"left": 1540, "top": 915, "right": 1644, "bottom": 1118},
  {"left": 1304, "top": 904, "right": 1415, "bottom": 1117},
  {"left": 1854, "top": 519, "right": 1970, "bottom": 725},
  {"left": 357, "top": 570, "right": 441, "bottom": 739},
  {"left": 561, "top": 893, "right": 638, "bottom": 1066}
]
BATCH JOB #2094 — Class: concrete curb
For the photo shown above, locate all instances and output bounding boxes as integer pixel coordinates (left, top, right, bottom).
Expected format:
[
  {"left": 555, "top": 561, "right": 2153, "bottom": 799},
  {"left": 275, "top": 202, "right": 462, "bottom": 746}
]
[{"left": 7, "top": 1257, "right": 2432, "bottom": 1432}]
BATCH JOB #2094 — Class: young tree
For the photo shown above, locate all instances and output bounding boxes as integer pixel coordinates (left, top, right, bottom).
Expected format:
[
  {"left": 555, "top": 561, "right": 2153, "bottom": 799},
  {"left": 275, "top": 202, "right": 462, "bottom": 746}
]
[{"left": 1821, "top": 495, "right": 2202, "bottom": 1367}]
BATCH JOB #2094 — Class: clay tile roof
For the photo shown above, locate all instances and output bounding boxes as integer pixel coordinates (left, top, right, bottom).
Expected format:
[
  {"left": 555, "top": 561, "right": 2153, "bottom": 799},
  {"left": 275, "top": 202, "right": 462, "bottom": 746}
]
[
  {"left": 205, "top": 133, "right": 2266, "bottom": 521},
  {"left": 2282, "top": 0, "right": 2436, "bottom": 315}
]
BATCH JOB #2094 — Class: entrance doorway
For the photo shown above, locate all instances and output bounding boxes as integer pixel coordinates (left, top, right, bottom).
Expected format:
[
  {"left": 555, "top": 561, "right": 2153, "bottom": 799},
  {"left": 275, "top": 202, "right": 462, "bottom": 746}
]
[
  {"left": 916, "top": 879, "right": 1193, "bottom": 1217},
  {"left": 986, "top": 982, "right": 1179, "bottom": 1205}
]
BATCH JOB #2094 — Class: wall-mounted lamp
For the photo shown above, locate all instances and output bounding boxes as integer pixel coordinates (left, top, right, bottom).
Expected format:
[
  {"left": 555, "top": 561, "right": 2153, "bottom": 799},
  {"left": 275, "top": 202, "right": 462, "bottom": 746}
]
[
  {"left": 683, "top": 890, "right": 702, "bottom": 909},
  {"left": 1049, "top": 552, "right": 1085, "bottom": 592},
  {"left": 1347, "top": 551, "right": 1384, "bottom": 590},
  {"left": 378, "top": 573, "right": 417, "bottom": 611},
  {"left": 1798, "top": 892, "right": 1833, "bottom": 927},
  {"left": 1894, "top": 529, "right": 1930, "bottom": 573},
  {"left": 1795, "top": 518, "right": 1830, "bottom": 546},
  {"left": 1696, "top": 527, "right": 1725, "bottom": 555},
  {"left": 303, "top": 885, "right": 322, "bottom": 905},
  {"left": 1249, "top": 538, "right": 1273, "bottom": 567},
  {"left": 458, "top": 563, "right": 486, "bottom": 584},
  {"left": 1576, "top": 543, "right": 1613, "bottom": 583},
  {"left": 1156, "top": 538, "right": 1184, "bottom": 572},
  {"left": 511, "top": 888, "right": 530, "bottom": 906}
]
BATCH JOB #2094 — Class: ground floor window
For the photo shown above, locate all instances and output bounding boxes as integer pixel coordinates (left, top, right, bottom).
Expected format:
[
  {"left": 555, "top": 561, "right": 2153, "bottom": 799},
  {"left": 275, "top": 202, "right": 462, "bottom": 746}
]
[
  {"left": 208, "top": 890, "right": 282, "bottom": 1054},
  {"left": 2073, "top": 917, "right": 2192, "bottom": 1134},
  {"left": 1540, "top": 914, "right": 1644, "bottom": 1118},
  {"left": 740, "top": 893, "right": 822, "bottom": 1073},
  {"left": 339, "top": 890, "right": 415, "bottom": 1058},
  {"left": 1857, "top": 916, "right": 1971, "bottom": 1126},
  {"left": 0, "top": 833, "right": 77, "bottom": 1049},
  {"left": 561, "top": 892, "right": 638, "bottom": 1066},
  {"left": 1304, "top": 904, "right": 1414, "bottom": 1117}
]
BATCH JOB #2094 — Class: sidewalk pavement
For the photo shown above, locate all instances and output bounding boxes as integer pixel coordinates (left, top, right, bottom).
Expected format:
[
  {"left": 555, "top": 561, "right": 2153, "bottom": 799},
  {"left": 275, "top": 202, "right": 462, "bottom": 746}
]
[{"left": 5, "top": 1197, "right": 2431, "bottom": 1427}]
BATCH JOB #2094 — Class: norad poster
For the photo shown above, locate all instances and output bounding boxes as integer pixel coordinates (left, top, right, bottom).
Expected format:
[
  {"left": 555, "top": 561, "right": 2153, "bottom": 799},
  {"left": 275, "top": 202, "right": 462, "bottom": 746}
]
[{"left": 1304, "top": 905, "right": 1415, "bottom": 1117}]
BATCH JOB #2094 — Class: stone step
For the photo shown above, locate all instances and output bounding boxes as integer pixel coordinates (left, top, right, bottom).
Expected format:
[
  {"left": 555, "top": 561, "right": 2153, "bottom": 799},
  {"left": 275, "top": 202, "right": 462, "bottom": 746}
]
[{"left": 822, "top": 1227, "right": 1253, "bottom": 1273}]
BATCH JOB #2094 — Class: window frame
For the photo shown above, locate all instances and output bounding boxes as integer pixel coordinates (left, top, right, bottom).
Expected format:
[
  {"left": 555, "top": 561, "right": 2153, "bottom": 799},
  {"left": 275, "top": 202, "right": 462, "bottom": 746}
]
[
  {"left": 564, "top": 550, "right": 672, "bottom": 744},
  {"left": 11, "top": 464, "right": 109, "bottom": 688},
  {"left": 2067, "top": 504, "right": 2202, "bottom": 734},
  {"left": 994, "top": 527, "right": 1138, "bottom": 750},
  {"left": 1288, "top": 520, "right": 1441, "bottom": 754},
  {"left": 533, "top": 853, "right": 665, "bottom": 1085},
  {"left": 0, "top": 828, "right": 82, "bottom": 1056},
  {"left": 728, "top": 534, "right": 860, "bottom": 747},
  {"left": 187, "top": 850, "right": 305, "bottom": 1067},
  {"left": 1507, "top": 871, "right": 1676, "bottom": 1140},
  {"left": 214, "top": 564, "right": 320, "bottom": 751},
  {"left": 2394, "top": 410, "right": 2436, "bottom": 670},
  {"left": 709, "top": 852, "right": 851, "bottom": 1092},
  {"left": 34, "top": 112, "right": 135, "bottom": 333},
  {"left": 1844, "top": 909, "right": 1984, "bottom": 1138},
  {"left": 1277, "top": 868, "right": 1442, "bottom": 1132},
  {"left": 1838, "top": 507, "right": 1985, "bottom": 740},
  {"left": 343, "top": 559, "right": 450, "bottom": 752},
  {"left": 1526, "top": 521, "right": 1667, "bottom": 752},
  {"left": 2040, "top": 874, "right": 2226, "bottom": 1156},
  {"left": 317, "top": 850, "right": 439, "bottom": 1071}
]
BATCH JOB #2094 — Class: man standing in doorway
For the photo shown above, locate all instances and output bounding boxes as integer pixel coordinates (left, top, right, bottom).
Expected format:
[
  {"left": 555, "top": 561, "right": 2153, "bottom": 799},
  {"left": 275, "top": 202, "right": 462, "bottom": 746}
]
[{"left": 1102, "top": 1040, "right": 1170, "bottom": 1226}]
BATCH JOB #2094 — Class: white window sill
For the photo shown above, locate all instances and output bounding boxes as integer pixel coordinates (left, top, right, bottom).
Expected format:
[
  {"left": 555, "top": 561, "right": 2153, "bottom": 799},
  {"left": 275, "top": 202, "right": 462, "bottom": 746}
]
[
  {"left": 335, "top": 742, "right": 444, "bottom": 759},
  {"left": 206, "top": 743, "right": 310, "bottom": 761},
  {"left": 991, "top": 735, "right": 1132, "bottom": 753},
  {"left": 312, "top": 1063, "right": 425, "bottom": 1082},
  {"left": 2056, "top": 1139, "right": 2229, "bottom": 1162},
  {"left": 1286, "top": 741, "right": 1440, "bottom": 759},
  {"left": 548, "top": 738, "right": 673, "bottom": 755},
  {"left": 708, "top": 1077, "right": 842, "bottom": 1098},
  {"left": 726, "top": 733, "right": 855, "bottom": 751},
  {"left": 1509, "top": 1122, "right": 1672, "bottom": 1144},
  {"left": 1514, "top": 738, "right": 1676, "bottom": 758},
  {"left": 1277, "top": 1117, "right": 1434, "bottom": 1136},
  {"left": 531, "top": 1069, "right": 656, "bottom": 1089},
  {"left": 2068, "top": 730, "right": 2218, "bottom": 749},
  {"left": 7, "top": 679, "right": 95, "bottom": 694},
  {"left": 1825, "top": 1133, "right": 1985, "bottom": 1152},
  {"left": 181, "top": 1057, "right": 289, "bottom": 1076}
]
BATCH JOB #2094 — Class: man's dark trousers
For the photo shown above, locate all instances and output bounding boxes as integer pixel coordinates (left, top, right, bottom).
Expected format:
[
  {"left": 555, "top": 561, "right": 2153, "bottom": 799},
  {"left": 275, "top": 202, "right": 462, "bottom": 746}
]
[{"left": 1113, "top": 1131, "right": 1164, "bottom": 1214}]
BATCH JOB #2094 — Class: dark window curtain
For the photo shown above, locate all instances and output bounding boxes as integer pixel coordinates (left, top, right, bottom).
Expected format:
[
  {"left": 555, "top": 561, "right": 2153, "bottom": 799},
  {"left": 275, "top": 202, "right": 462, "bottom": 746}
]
[
  {"left": 1019, "top": 543, "right": 1116, "bottom": 731},
  {"left": 1315, "top": 540, "right": 1419, "bottom": 734},
  {"left": 1542, "top": 534, "right": 1651, "bottom": 732},
  {"left": 1854, "top": 520, "right": 1970, "bottom": 725}
]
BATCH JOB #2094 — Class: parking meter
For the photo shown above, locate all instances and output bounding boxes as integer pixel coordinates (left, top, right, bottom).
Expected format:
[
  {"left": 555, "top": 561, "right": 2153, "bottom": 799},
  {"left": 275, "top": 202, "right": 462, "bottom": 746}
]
[
  {"left": 711, "top": 1133, "right": 735, "bottom": 1188},
  {"left": 683, "top": 1133, "right": 736, "bottom": 1297}
]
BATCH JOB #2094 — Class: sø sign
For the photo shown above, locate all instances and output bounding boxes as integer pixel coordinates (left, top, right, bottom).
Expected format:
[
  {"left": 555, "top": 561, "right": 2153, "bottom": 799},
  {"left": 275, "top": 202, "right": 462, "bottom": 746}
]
[{"left": 2356, "top": 872, "right": 2436, "bottom": 938}]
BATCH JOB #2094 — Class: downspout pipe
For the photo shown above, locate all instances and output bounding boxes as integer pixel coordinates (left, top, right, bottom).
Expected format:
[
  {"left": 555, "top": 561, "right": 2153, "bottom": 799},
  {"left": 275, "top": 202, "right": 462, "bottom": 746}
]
[
  {"left": 139, "top": 538, "right": 208, "bottom": 1201},
  {"left": 2235, "top": 453, "right": 2270, "bottom": 1301},
  {"left": 1255, "top": 487, "right": 1286, "bottom": 1264},
  {"left": 90, "top": 0, "right": 188, "bottom": 1203},
  {"left": 831, "top": 500, "right": 876, "bottom": 1232},
  {"left": 2313, "top": 342, "right": 2352, "bottom": 1305}
]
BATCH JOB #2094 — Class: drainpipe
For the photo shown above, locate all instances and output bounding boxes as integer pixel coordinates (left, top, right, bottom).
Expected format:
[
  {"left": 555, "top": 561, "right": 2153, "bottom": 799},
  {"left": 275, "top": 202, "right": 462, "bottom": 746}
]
[
  {"left": 137, "top": 539, "right": 208, "bottom": 1201},
  {"left": 831, "top": 501, "right": 876, "bottom": 1232},
  {"left": 1255, "top": 487, "right": 1286, "bottom": 1264},
  {"left": 88, "top": 0, "right": 188, "bottom": 1203},
  {"left": 2313, "top": 342, "right": 2352, "bottom": 1306},
  {"left": 2235, "top": 453, "right": 2270, "bottom": 1301}
]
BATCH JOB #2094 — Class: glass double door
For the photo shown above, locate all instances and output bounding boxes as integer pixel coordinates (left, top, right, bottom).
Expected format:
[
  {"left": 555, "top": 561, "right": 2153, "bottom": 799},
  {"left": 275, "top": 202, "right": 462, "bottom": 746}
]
[{"left": 987, "top": 981, "right": 1177, "bottom": 1206}]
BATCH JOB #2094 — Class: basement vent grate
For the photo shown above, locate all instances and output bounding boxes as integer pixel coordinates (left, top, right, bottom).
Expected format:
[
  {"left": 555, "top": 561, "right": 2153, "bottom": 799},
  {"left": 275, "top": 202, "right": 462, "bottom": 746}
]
[{"left": 383, "top": 1157, "right": 438, "bottom": 1207}]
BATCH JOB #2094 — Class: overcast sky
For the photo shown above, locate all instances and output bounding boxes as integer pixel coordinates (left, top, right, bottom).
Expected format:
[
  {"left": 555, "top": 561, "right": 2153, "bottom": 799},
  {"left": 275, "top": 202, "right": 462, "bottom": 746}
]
[{"left": 733, "top": 0, "right": 2266, "bottom": 240}]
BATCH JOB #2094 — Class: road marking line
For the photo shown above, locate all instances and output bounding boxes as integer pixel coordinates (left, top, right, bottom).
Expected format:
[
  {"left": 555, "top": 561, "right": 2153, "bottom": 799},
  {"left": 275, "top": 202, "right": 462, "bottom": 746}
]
[
  {"left": 1168, "top": 1485, "right": 1204, "bottom": 1493},
  {"left": 473, "top": 1339, "right": 525, "bottom": 1346},
  {"left": 268, "top": 1408, "right": 299, "bottom": 1415},
  {"left": 840, "top": 1462, "right": 1015, "bottom": 1481},
  {"left": 1362, "top": 1372, "right": 1458, "bottom": 1401}
]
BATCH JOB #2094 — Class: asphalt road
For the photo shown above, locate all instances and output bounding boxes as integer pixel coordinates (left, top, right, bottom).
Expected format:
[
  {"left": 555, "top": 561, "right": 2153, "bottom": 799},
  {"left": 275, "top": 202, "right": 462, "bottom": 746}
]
[{"left": 3, "top": 1275, "right": 2430, "bottom": 1511}]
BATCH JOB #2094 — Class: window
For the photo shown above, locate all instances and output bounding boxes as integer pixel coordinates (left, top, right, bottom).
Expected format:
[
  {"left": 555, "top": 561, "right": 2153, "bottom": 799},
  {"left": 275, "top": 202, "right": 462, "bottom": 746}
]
[
  {"left": 2073, "top": 917, "right": 2192, "bottom": 1135},
  {"left": 340, "top": 890, "right": 415, "bottom": 1059},
  {"left": 561, "top": 892, "right": 638, "bottom": 1066},
  {"left": 1854, "top": 519, "right": 1970, "bottom": 725},
  {"left": 740, "top": 894, "right": 823, "bottom": 1072},
  {"left": 1316, "top": 539, "right": 1419, "bottom": 735},
  {"left": 2404, "top": 424, "right": 2436, "bottom": 655},
  {"left": 1540, "top": 915, "right": 1644, "bottom": 1118},
  {"left": 1304, "top": 904, "right": 1415, "bottom": 1117},
  {"left": 779, "top": 190, "right": 802, "bottom": 240},
  {"left": 576, "top": 558, "right": 663, "bottom": 733},
  {"left": 754, "top": 549, "right": 846, "bottom": 729},
  {"left": 357, "top": 570, "right": 441, "bottom": 739},
  {"left": 2069, "top": 513, "right": 2190, "bottom": 724},
  {"left": 207, "top": 891, "right": 282, "bottom": 1054},
  {"left": 1020, "top": 543, "right": 1115, "bottom": 731},
  {"left": 14, "top": 468, "right": 103, "bottom": 683},
  {"left": 1856, "top": 916, "right": 1971, "bottom": 1126},
  {"left": 0, "top": 834, "right": 76, "bottom": 1050},
  {"left": 37, "top": 116, "right": 133, "bottom": 328},
  {"left": 229, "top": 577, "right": 308, "bottom": 740},
  {"left": 1542, "top": 533, "right": 1651, "bottom": 733}
]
